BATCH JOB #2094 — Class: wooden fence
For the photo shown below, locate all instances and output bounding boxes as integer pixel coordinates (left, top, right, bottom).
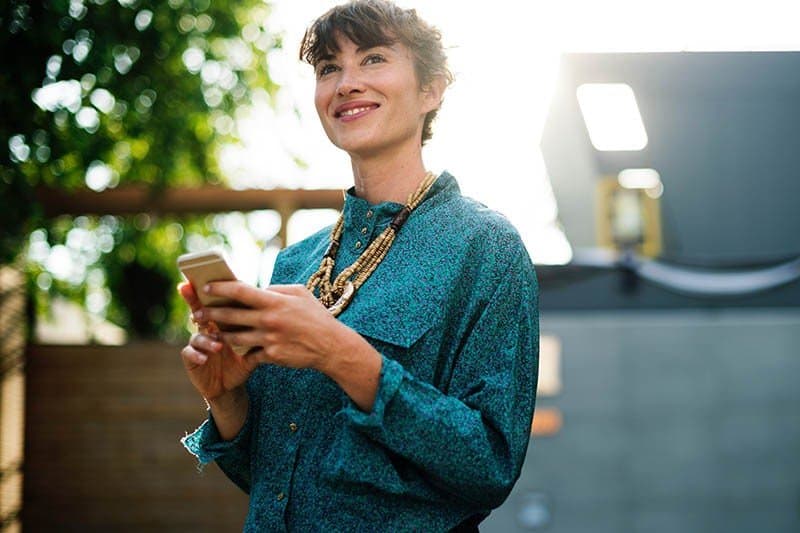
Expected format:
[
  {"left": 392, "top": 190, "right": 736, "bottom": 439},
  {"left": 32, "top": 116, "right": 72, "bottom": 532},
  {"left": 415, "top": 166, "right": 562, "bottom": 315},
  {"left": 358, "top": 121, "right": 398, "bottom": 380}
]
[{"left": 24, "top": 342, "right": 248, "bottom": 532}]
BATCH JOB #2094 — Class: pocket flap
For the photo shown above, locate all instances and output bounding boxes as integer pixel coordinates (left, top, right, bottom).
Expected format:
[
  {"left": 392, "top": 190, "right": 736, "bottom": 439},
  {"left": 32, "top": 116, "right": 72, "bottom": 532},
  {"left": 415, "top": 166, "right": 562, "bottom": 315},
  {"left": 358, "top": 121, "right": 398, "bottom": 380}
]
[{"left": 337, "top": 277, "right": 444, "bottom": 349}]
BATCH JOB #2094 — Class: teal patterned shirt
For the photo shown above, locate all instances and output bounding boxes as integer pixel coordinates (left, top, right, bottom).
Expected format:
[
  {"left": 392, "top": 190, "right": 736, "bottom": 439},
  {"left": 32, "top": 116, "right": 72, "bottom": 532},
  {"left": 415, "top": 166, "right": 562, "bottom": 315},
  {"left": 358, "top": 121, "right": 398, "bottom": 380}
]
[{"left": 182, "top": 171, "right": 540, "bottom": 532}]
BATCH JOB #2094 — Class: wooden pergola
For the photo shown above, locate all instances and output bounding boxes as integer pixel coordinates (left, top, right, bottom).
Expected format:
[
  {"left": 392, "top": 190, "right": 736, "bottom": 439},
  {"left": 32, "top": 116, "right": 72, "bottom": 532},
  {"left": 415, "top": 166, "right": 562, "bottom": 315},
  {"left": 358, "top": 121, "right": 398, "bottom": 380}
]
[{"left": 36, "top": 185, "right": 346, "bottom": 248}]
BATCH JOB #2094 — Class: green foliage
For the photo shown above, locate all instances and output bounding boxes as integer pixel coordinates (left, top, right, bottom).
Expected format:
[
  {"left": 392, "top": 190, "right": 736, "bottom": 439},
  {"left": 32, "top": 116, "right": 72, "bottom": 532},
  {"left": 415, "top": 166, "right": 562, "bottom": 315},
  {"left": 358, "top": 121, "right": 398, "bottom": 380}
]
[
  {"left": 25, "top": 213, "right": 254, "bottom": 341},
  {"left": 1, "top": 0, "right": 283, "bottom": 339}
]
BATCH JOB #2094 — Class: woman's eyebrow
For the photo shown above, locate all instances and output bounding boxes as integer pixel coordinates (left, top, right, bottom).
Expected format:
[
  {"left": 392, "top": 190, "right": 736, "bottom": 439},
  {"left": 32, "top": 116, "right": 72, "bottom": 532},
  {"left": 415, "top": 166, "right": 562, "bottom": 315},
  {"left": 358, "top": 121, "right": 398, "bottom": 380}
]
[
  {"left": 316, "top": 43, "right": 396, "bottom": 64},
  {"left": 356, "top": 43, "right": 396, "bottom": 53}
]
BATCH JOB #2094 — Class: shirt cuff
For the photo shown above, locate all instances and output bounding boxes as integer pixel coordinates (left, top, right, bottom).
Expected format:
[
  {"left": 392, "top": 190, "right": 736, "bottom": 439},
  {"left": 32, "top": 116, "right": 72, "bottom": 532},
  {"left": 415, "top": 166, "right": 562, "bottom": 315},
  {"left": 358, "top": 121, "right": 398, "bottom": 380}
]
[
  {"left": 181, "top": 404, "right": 253, "bottom": 465},
  {"left": 338, "top": 353, "right": 404, "bottom": 432}
]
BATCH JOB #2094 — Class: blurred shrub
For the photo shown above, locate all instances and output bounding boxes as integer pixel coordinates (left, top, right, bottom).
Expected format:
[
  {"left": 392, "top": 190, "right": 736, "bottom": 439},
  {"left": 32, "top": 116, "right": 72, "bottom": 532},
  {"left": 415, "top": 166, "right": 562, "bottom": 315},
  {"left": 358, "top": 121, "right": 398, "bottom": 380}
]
[{"left": 1, "top": 0, "right": 283, "bottom": 339}]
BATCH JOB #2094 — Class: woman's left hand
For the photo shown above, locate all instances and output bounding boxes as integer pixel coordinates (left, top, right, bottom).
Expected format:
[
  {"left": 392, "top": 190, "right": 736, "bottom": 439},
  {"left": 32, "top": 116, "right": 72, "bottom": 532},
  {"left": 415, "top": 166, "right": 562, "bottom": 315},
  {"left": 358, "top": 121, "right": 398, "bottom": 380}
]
[{"left": 193, "top": 282, "right": 347, "bottom": 373}]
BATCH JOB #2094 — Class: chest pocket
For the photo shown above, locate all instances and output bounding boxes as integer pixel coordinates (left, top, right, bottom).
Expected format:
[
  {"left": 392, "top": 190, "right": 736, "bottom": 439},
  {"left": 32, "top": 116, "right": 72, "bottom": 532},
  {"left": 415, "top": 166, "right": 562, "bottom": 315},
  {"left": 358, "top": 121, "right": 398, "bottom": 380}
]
[{"left": 337, "top": 280, "right": 445, "bottom": 368}]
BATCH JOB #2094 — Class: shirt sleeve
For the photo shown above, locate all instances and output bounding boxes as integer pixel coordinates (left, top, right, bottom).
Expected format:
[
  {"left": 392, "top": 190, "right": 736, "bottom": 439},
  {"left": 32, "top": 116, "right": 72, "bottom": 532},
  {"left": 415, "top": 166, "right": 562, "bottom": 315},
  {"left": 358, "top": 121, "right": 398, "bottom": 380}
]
[
  {"left": 180, "top": 388, "right": 256, "bottom": 494},
  {"left": 337, "top": 246, "right": 540, "bottom": 510}
]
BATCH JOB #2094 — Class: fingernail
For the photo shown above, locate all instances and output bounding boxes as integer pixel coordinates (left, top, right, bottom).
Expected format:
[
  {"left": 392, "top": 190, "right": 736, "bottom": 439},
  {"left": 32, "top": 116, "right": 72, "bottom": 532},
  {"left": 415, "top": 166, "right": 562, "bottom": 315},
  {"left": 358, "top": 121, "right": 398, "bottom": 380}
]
[
  {"left": 193, "top": 310, "right": 204, "bottom": 320},
  {"left": 211, "top": 342, "right": 222, "bottom": 351},
  {"left": 203, "top": 284, "right": 211, "bottom": 293},
  {"left": 197, "top": 354, "right": 208, "bottom": 363}
]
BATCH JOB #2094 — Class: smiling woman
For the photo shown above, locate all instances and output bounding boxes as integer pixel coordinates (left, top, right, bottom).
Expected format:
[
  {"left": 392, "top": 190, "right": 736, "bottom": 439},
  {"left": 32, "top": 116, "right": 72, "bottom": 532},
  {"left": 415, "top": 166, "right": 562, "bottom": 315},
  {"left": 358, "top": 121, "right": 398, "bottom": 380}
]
[
  {"left": 179, "top": 1, "right": 540, "bottom": 531},
  {"left": 312, "top": 38, "right": 439, "bottom": 164}
]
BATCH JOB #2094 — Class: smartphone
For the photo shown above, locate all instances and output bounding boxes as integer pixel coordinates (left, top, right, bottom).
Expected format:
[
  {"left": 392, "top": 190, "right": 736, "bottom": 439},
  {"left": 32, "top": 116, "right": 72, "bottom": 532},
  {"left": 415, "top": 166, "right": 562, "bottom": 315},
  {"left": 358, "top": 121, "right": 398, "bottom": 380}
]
[
  {"left": 177, "top": 250, "right": 240, "bottom": 307},
  {"left": 177, "top": 250, "right": 251, "bottom": 355}
]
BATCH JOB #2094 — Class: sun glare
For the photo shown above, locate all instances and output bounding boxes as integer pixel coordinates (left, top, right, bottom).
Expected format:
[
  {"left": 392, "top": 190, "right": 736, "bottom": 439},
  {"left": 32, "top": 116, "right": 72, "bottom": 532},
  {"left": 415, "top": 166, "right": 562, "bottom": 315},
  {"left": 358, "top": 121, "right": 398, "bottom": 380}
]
[
  {"left": 577, "top": 83, "right": 648, "bottom": 151},
  {"left": 226, "top": 0, "right": 800, "bottom": 268}
]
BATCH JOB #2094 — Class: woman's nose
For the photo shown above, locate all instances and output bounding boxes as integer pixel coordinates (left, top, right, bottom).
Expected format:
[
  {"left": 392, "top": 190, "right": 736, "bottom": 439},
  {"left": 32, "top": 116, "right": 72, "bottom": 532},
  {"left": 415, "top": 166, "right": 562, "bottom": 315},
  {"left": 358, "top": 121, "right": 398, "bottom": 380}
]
[{"left": 336, "top": 68, "right": 365, "bottom": 96}]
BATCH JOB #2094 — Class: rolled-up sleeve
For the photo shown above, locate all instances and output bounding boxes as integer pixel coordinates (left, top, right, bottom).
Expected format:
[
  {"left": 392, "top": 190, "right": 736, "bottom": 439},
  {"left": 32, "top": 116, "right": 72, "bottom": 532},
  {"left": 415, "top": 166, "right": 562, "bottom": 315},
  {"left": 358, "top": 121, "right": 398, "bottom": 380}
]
[{"left": 338, "top": 247, "right": 539, "bottom": 510}]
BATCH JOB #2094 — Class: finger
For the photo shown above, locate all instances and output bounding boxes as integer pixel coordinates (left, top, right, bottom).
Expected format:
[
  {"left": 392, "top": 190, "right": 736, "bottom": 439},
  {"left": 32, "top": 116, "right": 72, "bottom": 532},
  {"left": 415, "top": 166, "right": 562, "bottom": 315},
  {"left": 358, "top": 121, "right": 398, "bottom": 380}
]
[
  {"left": 241, "top": 346, "right": 269, "bottom": 365},
  {"left": 199, "top": 306, "right": 263, "bottom": 328},
  {"left": 265, "top": 284, "right": 308, "bottom": 296},
  {"left": 238, "top": 346, "right": 266, "bottom": 371},
  {"left": 178, "top": 281, "right": 199, "bottom": 306},
  {"left": 179, "top": 282, "right": 205, "bottom": 313},
  {"left": 224, "top": 343, "right": 261, "bottom": 359},
  {"left": 181, "top": 344, "right": 208, "bottom": 366},
  {"left": 219, "top": 330, "right": 265, "bottom": 351},
  {"left": 267, "top": 285, "right": 325, "bottom": 308},
  {"left": 180, "top": 283, "right": 214, "bottom": 329},
  {"left": 195, "top": 320, "right": 222, "bottom": 337},
  {"left": 190, "top": 332, "right": 224, "bottom": 354},
  {"left": 204, "top": 281, "right": 285, "bottom": 309}
]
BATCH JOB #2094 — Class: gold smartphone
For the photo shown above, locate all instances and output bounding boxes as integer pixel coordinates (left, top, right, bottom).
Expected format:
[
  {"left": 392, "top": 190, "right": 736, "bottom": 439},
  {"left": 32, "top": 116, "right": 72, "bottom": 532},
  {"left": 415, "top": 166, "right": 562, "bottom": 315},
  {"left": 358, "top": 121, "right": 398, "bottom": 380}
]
[{"left": 177, "top": 250, "right": 251, "bottom": 356}]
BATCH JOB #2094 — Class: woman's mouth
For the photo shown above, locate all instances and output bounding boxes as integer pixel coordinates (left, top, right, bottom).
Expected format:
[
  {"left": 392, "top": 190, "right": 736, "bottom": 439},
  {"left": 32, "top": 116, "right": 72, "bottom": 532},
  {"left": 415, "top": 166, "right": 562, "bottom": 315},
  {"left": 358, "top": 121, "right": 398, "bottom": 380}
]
[{"left": 335, "top": 103, "right": 380, "bottom": 120}]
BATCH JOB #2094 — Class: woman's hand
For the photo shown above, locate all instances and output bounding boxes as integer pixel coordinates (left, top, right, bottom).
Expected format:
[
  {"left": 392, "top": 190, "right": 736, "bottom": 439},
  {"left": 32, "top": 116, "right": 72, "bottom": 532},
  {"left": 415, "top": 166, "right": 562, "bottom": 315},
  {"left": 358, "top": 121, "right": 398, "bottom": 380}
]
[
  {"left": 194, "top": 282, "right": 345, "bottom": 372},
  {"left": 191, "top": 281, "right": 384, "bottom": 413},
  {"left": 178, "top": 282, "right": 258, "bottom": 402}
]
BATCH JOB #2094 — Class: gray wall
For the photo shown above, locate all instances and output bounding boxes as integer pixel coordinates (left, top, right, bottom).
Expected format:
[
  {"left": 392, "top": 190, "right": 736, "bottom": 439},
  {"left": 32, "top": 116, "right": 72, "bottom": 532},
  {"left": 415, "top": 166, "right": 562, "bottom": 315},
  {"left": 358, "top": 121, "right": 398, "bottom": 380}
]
[
  {"left": 484, "top": 309, "right": 800, "bottom": 533},
  {"left": 541, "top": 52, "right": 800, "bottom": 265}
]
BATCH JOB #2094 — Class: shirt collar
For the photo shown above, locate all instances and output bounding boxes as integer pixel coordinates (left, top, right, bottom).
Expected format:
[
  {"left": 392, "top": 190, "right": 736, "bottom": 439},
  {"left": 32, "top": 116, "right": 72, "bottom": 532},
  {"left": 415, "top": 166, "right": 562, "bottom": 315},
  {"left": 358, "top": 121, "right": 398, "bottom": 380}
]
[{"left": 342, "top": 171, "right": 460, "bottom": 227}]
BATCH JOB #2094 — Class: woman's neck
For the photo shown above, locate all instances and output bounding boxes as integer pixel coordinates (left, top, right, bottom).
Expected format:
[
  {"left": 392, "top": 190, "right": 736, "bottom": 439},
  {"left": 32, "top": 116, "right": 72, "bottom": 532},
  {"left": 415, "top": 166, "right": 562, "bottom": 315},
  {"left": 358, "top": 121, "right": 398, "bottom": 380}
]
[{"left": 349, "top": 146, "right": 428, "bottom": 205}]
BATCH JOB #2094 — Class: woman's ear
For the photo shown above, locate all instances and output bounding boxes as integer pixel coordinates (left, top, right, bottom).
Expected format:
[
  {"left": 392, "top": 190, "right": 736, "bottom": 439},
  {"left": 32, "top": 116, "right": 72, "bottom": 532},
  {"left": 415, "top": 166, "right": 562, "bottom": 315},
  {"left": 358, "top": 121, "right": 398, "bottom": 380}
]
[{"left": 421, "top": 74, "right": 447, "bottom": 114}]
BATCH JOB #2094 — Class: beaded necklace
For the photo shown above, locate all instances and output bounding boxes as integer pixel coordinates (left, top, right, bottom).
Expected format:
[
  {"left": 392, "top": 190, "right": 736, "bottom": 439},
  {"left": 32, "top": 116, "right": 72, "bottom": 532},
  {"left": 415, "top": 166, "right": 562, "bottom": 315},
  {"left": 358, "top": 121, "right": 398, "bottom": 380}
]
[{"left": 306, "top": 171, "right": 438, "bottom": 317}]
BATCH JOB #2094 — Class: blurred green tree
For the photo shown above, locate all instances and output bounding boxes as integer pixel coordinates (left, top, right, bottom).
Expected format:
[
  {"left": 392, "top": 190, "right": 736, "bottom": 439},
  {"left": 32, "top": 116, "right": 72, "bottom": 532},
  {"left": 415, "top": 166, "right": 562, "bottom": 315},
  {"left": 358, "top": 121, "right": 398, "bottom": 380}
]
[{"left": 1, "top": 0, "right": 282, "bottom": 339}]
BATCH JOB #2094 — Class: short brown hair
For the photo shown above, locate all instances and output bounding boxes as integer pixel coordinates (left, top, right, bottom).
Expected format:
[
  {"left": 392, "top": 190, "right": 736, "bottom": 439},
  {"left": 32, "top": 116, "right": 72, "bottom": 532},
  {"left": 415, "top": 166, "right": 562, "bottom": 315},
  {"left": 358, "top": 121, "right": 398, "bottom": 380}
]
[{"left": 299, "top": 0, "right": 453, "bottom": 145}]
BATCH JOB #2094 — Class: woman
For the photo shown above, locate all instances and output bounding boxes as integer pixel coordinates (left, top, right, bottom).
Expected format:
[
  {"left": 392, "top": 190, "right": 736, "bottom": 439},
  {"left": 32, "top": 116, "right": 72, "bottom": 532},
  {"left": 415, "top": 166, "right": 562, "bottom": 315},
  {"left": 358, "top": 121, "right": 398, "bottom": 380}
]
[{"left": 180, "top": 1, "right": 539, "bottom": 531}]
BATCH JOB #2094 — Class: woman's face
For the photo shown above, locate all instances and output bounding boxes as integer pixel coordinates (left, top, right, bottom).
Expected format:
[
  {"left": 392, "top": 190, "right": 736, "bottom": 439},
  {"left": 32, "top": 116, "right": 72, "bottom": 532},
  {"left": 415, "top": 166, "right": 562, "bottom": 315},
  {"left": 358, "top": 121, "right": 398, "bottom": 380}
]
[{"left": 313, "top": 34, "right": 440, "bottom": 159}]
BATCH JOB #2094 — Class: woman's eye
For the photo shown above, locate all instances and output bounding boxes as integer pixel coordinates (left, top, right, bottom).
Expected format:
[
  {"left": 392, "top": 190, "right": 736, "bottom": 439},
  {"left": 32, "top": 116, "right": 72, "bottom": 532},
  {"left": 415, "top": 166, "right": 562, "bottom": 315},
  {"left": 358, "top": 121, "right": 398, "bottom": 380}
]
[
  {"left": 317, "top": 64, "right": 337, "bottom": 77},
  {"left": 363, "top": 54, "right": 385, "bottom": 65}
]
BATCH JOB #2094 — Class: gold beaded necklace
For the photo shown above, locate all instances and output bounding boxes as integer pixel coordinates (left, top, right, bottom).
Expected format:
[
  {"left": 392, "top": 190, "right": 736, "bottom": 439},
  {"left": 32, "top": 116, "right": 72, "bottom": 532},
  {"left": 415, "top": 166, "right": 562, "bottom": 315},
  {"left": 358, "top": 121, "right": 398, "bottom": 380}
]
[{"left": 306, "top": 171, "right": 438, "bottom": 317}]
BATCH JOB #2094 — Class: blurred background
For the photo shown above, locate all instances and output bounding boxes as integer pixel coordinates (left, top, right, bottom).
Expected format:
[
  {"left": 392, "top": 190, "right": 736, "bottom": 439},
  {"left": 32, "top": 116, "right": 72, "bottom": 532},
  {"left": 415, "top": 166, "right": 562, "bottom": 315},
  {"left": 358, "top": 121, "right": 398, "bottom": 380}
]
[{"left": 1, "top": 0, "right": 799, "bottom": 531}]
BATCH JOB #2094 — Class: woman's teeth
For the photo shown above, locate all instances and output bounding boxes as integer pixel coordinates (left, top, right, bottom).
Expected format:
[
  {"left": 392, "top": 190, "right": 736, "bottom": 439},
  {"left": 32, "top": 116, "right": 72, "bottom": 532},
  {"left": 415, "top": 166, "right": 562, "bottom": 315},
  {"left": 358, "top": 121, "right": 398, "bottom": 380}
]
[{"left": 341, "top": 106, "right": 373, "bottom": 117}]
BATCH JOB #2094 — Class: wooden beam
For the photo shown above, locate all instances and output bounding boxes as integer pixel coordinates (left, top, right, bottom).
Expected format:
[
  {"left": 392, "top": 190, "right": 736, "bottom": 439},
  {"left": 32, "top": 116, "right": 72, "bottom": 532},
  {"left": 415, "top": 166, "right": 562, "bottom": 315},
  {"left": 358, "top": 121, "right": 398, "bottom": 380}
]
[{"left": 35, "top": 185, "right": 345, "bottom": 217}]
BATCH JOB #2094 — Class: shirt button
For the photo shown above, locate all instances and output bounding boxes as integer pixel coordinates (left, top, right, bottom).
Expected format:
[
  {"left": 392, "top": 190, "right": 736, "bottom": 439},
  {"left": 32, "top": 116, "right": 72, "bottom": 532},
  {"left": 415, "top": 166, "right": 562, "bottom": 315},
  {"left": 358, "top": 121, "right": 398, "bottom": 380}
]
[
  {"left": 355, "top": 241, "right": 362, "bottom": 249},
  {"left": 277, "top": 492, "right": 285, "bottom": 501},
  {"left": 361, "top": 227, "right": 368, "bottom": 235},
  {"left": 366, "top": 210, "right": 373, "bottom": 218},
  {"left": 289, "top": 422, "right": 298, "bottom": 432}
]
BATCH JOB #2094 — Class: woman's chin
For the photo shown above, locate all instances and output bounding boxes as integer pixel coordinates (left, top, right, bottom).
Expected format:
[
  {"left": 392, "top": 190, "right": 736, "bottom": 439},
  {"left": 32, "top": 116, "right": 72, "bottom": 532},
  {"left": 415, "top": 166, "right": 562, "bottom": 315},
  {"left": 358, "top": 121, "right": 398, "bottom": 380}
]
[
  {"left": 336, "top": 138, "right": 385, "bottom": 159},
  {"left": 335, "top": 134, "right": 417, "bottom": 161}
]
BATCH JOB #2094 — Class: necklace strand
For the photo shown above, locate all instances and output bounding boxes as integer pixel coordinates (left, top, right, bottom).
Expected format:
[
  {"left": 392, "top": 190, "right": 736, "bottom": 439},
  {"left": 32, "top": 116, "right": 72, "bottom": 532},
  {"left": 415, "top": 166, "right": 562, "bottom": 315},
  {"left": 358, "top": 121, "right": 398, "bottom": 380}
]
[{"left": 306, "top": 171, "right": 437, "bottom": 317}]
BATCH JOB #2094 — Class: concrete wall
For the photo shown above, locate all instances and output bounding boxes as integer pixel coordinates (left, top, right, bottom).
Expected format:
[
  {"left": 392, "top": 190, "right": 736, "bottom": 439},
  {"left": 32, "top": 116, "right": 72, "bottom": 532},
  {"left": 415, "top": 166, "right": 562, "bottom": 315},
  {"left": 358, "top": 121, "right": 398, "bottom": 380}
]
[{"left": 484, "top": 309, "right": 800, "bottom": 533}]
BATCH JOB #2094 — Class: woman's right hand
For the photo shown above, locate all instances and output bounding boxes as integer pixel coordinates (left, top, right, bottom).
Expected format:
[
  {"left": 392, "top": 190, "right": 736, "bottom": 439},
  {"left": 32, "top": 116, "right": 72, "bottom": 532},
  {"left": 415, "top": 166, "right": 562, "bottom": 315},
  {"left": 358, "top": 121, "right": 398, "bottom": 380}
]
[{"left": 178, "top": 282, "right": 258, "bottom": 402}]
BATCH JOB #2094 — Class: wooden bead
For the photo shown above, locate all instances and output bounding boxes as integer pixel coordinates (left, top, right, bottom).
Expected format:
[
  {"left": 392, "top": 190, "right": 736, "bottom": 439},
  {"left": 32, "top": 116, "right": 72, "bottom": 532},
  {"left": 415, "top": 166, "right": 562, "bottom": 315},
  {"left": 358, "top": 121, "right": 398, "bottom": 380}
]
[{"left": 307, "top": 172, "right": 437, "bottom": 314}]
